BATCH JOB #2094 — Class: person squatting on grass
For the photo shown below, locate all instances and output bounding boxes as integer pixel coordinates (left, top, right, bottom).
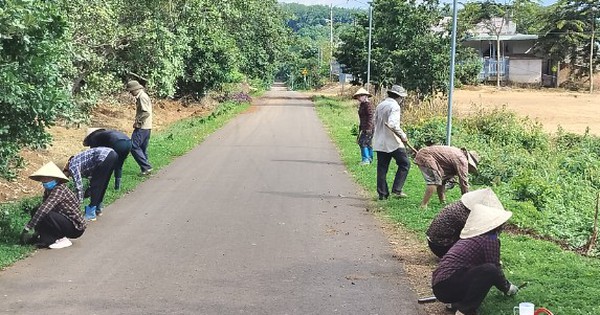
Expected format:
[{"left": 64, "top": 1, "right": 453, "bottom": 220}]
[
  {"left": 64, "top": 147, "right": 117, "bottom": 221},
  {"left": 372, "top": 84, "right": 411, "bottom": 200},
  {"left": 353, "top": 87, "right": 374, "bottom": 165},
  {"left": 21, "top": 162, "right": 86, "bottom": 249},
  {"left": 83, "top": 128, "right": 132, "bottom": 190},
  {"left": 426, "top": 188, "right": 501, "bottom": 258},
  {"left": 431, "top": 188, "right": 519, "bottom": 315},
  {"left": 414, "top": 145, "right": 479, "bottom": 208},
  {"left": 127, "top": 80, "right": 153, "bottom": 176}
]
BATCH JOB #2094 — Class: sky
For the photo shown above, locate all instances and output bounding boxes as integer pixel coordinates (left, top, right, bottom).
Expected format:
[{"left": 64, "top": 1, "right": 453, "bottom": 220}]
[{"left": 277, "top": 0, "right": 558, "bottom": 9}]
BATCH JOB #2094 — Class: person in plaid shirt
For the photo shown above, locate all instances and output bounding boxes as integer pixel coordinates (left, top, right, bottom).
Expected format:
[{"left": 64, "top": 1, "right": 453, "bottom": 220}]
[
  {"left": 431, "top": 189, "right": 519, "bottom": 315},
  {"left": 64, "top": 147, "right": 117, "bottom": 221},
  {"left": 21, "top": 162, "right": 86, "bottom": 249}
]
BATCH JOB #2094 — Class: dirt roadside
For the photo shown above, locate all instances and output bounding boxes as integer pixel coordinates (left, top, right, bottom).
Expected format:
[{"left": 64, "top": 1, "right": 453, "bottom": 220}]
[{"left": 0, "top": 95, "right": 214, "bottom": 203}]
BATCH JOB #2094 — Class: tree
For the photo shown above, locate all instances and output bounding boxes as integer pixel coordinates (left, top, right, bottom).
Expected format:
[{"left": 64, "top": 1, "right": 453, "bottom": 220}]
[
  {"left": 538, "top": 0, "right": 599, "bottom": 92},
  {"left": 0, "top": 0, "right": 72, "bottom": 178}
]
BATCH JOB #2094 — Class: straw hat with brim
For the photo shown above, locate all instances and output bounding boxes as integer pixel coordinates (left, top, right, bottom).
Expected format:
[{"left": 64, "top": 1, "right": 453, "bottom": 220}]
[
  {"left": 467, "top": 150, "right": 480, "bottom": 171},
  {"left": 460, "top": 203, "right": 512, "bottom": 239},
  {"left": 388, "top": 85, "right": 408, "bottom": 97},
  {"left": 353, "top": 87, "right": 372, "bottom": 99},
  {"left": 126, "top": 80, "right": 144, "bottom": 91},
  {"left": 460, "top": 188, "right": 503, "bottom": 212},
  {"left": 83, "top": 128, "right": 105, "bottom": 146},
  {"left": 29, "top": 162, "right": 69, "bottom": 183}
]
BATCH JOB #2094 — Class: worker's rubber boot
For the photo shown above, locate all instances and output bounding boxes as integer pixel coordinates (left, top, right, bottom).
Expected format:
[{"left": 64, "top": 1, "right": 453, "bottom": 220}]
[
  {"left": 367, "top": 147, "right": 374, "bottom": 162},
  {"left": 114, "top": 177, "right": 121, "bottom": 190},
  {"left": 84, "top": 205, "right": 97, "bottom": 222},
  {"left": 360, "top": 147, "right": 370, "bottom": 165}
]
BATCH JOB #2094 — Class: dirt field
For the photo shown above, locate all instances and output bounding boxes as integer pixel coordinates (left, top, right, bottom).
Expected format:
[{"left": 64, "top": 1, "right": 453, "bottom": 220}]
[{"left": 452, "top": 86, "right": 600, "bottom": 135}]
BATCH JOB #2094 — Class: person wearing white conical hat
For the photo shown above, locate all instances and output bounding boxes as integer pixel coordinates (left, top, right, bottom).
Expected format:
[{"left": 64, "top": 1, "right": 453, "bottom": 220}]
[
  {"left": 21, "top": 162, "right": 86, "bottom": 249},
  {"left": 426, "top": 188, "right": 502, "bottom": 258},
  {"left": 353, "top": 87, "right": 374, "bottom": 165},
  {"left": 431, "top": 188, "right": 519, "bottom": 315},
  {"left": 83, "top": 127, "right": 132, "bottom": 191},
  {"left": 415, "top": 145, "right": 480, "bottom": 208}
]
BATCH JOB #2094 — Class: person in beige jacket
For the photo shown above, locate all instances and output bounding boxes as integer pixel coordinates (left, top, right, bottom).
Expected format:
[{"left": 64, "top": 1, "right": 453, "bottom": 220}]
[
  {"left": 126, "top": 80, "right": 153, "bottom": 175},
  {"left": 372, "top": 85, "right": 411, "bottom": 200}
]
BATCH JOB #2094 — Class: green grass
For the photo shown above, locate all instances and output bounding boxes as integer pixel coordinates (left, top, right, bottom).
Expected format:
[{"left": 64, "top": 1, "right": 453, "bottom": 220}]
[
  {"left": 0, "top": 100, "right": 249, "bottom": 269},
  {"left": 314, "top": 95, "right": 600, "bottom": 315}
]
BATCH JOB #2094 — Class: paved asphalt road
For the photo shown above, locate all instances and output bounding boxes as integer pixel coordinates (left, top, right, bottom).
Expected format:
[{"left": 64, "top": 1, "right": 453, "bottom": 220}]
[{"left": 1, "top": 85, "right": 425, "bottom": 315}]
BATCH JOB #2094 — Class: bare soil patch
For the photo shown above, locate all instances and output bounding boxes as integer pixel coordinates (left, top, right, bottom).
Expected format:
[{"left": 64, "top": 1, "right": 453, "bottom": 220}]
[{"left": 0, "top": 95, "right": 214, "bottom": 203}]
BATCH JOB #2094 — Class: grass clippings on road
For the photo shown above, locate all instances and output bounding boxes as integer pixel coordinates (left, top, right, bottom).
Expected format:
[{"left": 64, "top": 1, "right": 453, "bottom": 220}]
[{"left": 313, "top": 95, "right": 600, "bottom": 315}]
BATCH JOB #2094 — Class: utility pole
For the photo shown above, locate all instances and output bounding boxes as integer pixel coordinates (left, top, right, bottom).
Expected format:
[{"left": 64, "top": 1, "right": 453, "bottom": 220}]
[
  {"left": 591, "top": 7, "right": 597, "bottom": 94},
  {"left": 446, "top": 0, "right": 459, "bottom": 146},
  {"left": 330, "top": 4, "right": 334, "bottom": 82},
  {"left": 367, "top": 2, "right": 373, "bottom": 90}
]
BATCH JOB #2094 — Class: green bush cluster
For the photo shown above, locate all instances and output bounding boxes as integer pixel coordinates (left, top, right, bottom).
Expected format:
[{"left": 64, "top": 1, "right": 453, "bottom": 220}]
[{"left": 406, "top": 107, "right": 600, "bottom": 253}]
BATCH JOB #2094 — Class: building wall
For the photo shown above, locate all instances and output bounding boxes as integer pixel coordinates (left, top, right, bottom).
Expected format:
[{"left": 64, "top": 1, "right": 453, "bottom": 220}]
[{"left": 509, "top": 59, "right": 542, "bottom": 83}]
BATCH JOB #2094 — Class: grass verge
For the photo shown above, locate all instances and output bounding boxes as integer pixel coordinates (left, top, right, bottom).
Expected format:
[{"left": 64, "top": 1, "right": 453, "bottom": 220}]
[
  {"left": 0, "top": 100, "right": 250, "bottom": 269},
  {"left": 313, "top": 95, "right": 600, "bottom": 315}
]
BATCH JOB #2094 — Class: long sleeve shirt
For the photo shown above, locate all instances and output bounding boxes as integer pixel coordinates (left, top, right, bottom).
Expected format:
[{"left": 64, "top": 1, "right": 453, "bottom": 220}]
[
  {"left": 85, "top": 129, "right": 130, "bottom": 148},
  {"left": 372, "top": 97, "right": 407, "bottom": 153},
  {"left": 134, "top": 90, "right": 153, "bottom": 129},
  {"left": 414, "top": 145, "right": 471, "bottom": 193},
  {"left": 26, "top": 184, "right": 86, "bottom": 231},
  {"left": 426, "top": 201, "right": 470, "bottom": 247},
  {"left": 68, "top": 147, "right": 114, "bottom": 202},
  {"left": 432, "top": 233, "right": 510, "bottom": 293},
  {"left": 358, "top": 101, "right": 374, "bottom": 132}
]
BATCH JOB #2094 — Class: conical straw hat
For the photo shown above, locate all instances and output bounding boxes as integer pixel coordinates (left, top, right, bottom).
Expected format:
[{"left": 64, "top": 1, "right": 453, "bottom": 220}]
[
  {"left": 353, "top": 87, "right": 372, "bottom": 99},
  {"left": 460, "top": 203, "right": 512, "bottom": 239},
  {"left": 467, "top": 150, "right": 480, "bottom": 171},
  {"left": 460, "top": 188, "right": 502, "bottom": 211},
  {"left": 29, "top": 162, "right": 69, "bottom": 183},
  {"left": 83, "top": 128, "right": 104, "bottom": 146}
]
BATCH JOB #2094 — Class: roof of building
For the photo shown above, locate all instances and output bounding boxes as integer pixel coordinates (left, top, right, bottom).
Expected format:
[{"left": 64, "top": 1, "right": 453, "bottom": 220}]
[{"left": 463, "top": 34, "right": 539, "bottom": 42}]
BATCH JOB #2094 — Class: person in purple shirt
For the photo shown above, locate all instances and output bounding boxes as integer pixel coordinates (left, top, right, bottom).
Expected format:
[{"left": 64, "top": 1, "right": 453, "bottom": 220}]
[
  {"left": 431, "top": 189, "right": 519, "bottom": 315},
  {"left": 63, "top": 147, "right": 117, "bottom": 221}
]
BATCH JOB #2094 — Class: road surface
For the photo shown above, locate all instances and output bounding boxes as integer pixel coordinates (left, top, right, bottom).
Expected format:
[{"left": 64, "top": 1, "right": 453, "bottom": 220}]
[{"left": 1, "top": 85, "right": 425, "bottom": 315}]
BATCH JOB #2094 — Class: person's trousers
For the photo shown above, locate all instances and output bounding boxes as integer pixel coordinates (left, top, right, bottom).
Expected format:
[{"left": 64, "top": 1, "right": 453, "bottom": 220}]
[
  {"left": 131, "top": 128, "right": 152, "bottom": 172},
  {"left": 89, "top": 151, "right": 117, "bottom": 207},
  {"left": 36, "top": 211, "right": 84, "bottom": 246},
  {"left": 112, "top": 139, "right": 132, "bottom": 179},
  {"left": 432, "top": 263, "right": 507, "bottom": 314},
  {"left": 376, "top": 148, "right": 410, "bottom": 198}
]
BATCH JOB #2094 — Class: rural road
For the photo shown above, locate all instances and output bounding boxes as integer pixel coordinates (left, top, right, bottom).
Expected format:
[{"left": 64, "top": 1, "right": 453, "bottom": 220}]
[{"left": 1, "top": 85, "right": 425, "bottom": 315}]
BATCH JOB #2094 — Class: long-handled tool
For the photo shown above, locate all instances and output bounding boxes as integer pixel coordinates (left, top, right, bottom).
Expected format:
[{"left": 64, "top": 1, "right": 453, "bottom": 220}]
[
  {"left": 416, "top": 282, "right": 529, "bottom": 304},
  {"left": 384, "top": 122, "right": 418, "bottom": 155}
]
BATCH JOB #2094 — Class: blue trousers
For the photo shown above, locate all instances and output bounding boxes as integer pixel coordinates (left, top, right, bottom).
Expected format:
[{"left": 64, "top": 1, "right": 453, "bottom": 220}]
[{"left": 131, "top": 128, "right": 152, "bottom": 172}]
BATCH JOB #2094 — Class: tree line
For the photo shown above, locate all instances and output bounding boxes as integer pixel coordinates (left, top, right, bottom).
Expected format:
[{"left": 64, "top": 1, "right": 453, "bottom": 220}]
[{"left": 0, "top": 0, "right": 289, "bottom": 178}]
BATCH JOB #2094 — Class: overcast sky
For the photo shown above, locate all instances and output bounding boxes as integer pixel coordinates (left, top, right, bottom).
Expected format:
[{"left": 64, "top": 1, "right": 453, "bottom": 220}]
[{"left": 277, "top": 0, "right": 558, "bottom": 9}]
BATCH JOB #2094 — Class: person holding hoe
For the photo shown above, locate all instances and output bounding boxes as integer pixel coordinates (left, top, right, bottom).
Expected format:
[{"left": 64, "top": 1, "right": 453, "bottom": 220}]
[
  {"left": 83, "top": 127, "right": 132, "bottom": 190},
  {"left": 353, "top": 87, "right": 374, "bottom": 165},
  {"left": 414, "top": 145, "right": 479, "bottom": 209},
  {"left": 21, "top": 162, "right": 86, "bottom": 249},
  {"left": 431, "top": 188, "right": 519, "bottom": 315},
  {"left": 372, "top": 84, "right": 411, "bottom": 200}
]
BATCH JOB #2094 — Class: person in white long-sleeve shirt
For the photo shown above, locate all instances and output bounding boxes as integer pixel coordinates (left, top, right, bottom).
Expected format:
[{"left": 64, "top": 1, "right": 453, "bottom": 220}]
[{"left": 372, "top": 85, "right": 411, "bottom": 200}]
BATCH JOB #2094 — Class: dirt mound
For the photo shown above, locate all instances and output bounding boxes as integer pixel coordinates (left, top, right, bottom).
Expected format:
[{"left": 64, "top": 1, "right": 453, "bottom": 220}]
[{"left": 0, "top": 95, "right": 211, "bottom": 203}]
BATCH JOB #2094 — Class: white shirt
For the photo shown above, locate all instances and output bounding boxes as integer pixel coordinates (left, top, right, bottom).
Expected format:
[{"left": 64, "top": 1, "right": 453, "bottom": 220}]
[{"left": 372, "top": 97, "right": 407, "bottom": 153}]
